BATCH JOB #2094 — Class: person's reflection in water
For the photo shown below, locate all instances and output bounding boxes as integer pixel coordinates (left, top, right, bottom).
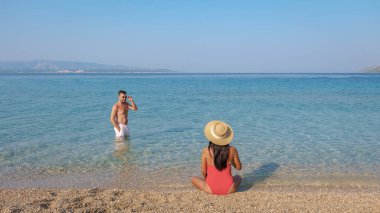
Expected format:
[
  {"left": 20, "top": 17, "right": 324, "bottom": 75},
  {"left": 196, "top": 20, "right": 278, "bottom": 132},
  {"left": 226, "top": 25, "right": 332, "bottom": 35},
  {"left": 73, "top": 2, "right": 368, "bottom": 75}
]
[
  {"left": 111, "top": 137, "right": 134, "bottom": 188},
  {"left": 113, "top": 137, "right": 130, "bottom": 162}
]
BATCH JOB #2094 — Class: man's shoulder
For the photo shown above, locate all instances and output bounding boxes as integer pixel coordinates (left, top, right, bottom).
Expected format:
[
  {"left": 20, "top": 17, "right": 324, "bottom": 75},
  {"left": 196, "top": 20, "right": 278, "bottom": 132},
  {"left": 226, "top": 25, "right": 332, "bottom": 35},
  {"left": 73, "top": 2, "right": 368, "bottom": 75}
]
[
  {"left": 123, "top": 102, "right": 130, "bottom": 108},
  {"left": 112, "top": 103, "right": 119, "bottom": 109}
]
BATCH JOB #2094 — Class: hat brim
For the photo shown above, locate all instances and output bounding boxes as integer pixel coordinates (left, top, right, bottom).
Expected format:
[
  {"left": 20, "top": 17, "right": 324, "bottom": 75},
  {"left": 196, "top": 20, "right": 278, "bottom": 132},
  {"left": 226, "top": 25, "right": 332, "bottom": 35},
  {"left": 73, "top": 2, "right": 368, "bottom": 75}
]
[{"left": 204, "top": 120, "right": 234, "bottom": 146}]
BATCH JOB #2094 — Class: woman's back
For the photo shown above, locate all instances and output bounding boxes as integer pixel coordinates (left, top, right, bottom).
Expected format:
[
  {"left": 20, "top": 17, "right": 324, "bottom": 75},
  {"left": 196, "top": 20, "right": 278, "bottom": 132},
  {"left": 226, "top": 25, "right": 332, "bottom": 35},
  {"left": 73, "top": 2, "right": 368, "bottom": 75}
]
[
  {"left": 191, "top": 120, "right": 242, "bottom": 195},
  {"left": 203, "top": 146, "right": 239, "bottom": 195},
  {"left": 203, "top": 146, "right": 241, "bottom": 170}
]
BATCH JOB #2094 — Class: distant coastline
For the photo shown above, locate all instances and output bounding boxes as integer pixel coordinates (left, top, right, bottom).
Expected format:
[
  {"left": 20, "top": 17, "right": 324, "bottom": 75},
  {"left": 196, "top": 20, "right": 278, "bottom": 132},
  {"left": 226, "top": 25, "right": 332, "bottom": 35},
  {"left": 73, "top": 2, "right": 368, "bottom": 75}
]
[
  {"left": 1, "top": 60, "right": 380, "bottom": 74},
  {"left": 0, "top": 60, "right": 176, "bottom": 74},
  {"left": 361, "top": 66, "right": 380, "bottom": 73}
]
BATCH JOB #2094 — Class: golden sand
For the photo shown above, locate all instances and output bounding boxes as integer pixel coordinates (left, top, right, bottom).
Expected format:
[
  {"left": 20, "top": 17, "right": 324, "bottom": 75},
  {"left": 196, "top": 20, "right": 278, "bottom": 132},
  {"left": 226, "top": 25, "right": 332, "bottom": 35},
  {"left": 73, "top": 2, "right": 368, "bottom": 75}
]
[{"left": 1, "top": 186, "right": 379, "bottom": 212}]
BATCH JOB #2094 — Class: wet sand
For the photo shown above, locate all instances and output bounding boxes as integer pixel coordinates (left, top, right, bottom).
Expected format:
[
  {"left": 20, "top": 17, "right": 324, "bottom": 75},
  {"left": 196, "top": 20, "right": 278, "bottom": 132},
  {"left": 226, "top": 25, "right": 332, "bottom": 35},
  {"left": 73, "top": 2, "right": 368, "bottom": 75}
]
[{"left": 1, "top": 186, "right": 379, "bottom": 212}]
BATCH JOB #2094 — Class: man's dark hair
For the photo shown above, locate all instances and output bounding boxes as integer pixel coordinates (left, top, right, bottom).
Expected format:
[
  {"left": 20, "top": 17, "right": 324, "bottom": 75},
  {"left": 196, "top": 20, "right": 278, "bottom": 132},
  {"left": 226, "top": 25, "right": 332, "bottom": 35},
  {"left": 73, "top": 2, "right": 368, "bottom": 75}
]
[{"left": 118, "top": 90, "right": 126, "bottom": 95}]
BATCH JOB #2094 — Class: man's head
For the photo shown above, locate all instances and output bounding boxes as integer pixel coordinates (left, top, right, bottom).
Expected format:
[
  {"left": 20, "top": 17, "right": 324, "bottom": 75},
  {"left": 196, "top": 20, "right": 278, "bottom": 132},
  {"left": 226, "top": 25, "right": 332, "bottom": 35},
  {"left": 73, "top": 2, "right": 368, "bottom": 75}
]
[{"left": 118, "top": 90, "right": 127, "bottom": 103}]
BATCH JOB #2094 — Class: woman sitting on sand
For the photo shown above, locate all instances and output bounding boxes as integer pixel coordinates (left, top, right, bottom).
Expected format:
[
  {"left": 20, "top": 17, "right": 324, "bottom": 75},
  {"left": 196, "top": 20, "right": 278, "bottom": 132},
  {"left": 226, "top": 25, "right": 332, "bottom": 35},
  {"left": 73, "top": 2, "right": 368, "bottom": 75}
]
[{"left": 191, "top": 120, "right": 242, "bottom": 195}]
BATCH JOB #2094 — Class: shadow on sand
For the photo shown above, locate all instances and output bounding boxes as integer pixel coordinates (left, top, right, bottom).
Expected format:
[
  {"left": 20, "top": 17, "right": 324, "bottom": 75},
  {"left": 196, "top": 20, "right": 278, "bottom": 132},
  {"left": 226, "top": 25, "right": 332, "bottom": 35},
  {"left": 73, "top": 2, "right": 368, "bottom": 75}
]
[{"left": 239, "top": 162, "right": 280, "bottom": 191}]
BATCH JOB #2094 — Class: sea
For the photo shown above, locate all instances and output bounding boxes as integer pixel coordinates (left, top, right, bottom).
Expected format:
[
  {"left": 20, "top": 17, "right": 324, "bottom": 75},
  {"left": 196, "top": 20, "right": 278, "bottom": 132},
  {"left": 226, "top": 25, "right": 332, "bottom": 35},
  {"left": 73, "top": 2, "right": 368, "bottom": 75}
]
[{"left": 0, "top": 73, "right": 379, "bottom": 190}]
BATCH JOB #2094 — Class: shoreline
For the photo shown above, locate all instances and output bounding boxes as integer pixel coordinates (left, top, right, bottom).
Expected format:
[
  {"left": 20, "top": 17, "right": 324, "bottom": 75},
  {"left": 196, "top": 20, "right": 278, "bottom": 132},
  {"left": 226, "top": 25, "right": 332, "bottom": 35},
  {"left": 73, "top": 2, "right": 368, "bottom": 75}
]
[
  {"left": 1, "top": 186, "right": 379, "bottom": 212},
  {"left": 2, "top": 165, "right": 379, "bottom": 190},
  {"left": 2, "top": 164, "right": 379, "bottom": 190}
]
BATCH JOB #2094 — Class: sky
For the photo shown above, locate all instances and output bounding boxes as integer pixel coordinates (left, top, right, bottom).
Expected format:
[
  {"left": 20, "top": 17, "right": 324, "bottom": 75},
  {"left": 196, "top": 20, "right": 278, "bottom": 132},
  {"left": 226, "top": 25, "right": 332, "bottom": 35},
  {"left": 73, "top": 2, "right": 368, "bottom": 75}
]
[{"left": 0, "top": 0, "right": 379, "bottom": 73}]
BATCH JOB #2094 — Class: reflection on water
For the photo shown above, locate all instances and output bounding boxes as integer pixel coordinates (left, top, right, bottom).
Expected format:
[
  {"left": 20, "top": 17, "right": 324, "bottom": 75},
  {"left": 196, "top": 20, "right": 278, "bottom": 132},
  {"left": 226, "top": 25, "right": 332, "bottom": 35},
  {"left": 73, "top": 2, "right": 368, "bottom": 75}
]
[{"left": 113, "top": 137, "right": 130, "bottom": 162}]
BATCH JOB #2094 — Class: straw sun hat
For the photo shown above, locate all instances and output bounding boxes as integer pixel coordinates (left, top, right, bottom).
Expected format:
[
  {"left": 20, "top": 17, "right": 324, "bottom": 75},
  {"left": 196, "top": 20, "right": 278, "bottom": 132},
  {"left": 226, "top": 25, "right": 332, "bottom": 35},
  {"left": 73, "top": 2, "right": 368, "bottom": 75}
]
[{"left": 204, "top": 120, "right": 234, "bottom": 146}]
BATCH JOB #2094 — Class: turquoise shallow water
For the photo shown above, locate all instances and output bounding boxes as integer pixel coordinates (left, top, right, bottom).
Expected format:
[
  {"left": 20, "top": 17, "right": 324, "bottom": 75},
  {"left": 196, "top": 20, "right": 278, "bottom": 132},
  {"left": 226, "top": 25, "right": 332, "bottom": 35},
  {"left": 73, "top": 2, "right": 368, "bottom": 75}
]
[{"left": 0, "top": 73, "right": 380, "bottom": 188}]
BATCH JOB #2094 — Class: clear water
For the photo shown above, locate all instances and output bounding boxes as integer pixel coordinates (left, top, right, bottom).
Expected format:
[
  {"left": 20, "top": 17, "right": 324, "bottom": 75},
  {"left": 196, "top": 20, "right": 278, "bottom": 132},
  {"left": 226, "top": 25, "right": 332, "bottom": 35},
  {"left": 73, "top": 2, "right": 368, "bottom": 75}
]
[{"left": 0, "top": 73, "right": 380, "bottom": 189}]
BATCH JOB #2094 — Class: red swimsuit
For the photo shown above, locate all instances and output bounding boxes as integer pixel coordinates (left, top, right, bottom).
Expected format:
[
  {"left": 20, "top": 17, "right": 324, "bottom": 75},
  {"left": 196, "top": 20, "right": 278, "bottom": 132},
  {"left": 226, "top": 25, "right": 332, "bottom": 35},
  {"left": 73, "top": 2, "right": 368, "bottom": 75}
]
[{"left": 206, "top": 164, "right": 234, "bottom": 195}]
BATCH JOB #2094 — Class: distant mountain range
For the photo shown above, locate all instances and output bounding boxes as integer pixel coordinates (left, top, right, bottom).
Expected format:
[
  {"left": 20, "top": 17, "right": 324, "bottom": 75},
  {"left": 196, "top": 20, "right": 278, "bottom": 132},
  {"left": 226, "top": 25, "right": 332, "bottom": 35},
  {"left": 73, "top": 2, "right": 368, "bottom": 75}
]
[
  {"left": 361, "top": 66, "right": 380, "bottom": 73},
  {"left": 0, "top": 60, "right": 176, "bottom": 73}
]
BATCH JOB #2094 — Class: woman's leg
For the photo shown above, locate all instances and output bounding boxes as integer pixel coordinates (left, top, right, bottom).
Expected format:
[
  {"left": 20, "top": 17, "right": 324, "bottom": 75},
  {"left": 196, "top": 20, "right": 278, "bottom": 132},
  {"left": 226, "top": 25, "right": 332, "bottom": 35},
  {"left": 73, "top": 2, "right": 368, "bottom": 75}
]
[
  {"left": 228, "top": 175, "right": 242, "bottom": 194},
  {"left": 191, "top": 176, "right": 212, "bottom": 194}
]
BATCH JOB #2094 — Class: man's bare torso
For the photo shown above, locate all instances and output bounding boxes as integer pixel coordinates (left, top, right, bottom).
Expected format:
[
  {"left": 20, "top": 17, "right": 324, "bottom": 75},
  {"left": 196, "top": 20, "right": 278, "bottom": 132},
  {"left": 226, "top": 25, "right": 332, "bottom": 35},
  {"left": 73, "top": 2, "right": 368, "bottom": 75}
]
[{"left": 114, "top": 102, "right": 129, "bottom": 125}]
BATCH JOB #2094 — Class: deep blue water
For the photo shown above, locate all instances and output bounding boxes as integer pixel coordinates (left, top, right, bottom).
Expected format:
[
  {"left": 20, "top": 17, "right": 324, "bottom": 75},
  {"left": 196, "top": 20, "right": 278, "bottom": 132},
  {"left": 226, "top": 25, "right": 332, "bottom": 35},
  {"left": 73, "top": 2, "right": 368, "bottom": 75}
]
[{"left": 0, "top": 73, "right": 379, "bottom": 188}]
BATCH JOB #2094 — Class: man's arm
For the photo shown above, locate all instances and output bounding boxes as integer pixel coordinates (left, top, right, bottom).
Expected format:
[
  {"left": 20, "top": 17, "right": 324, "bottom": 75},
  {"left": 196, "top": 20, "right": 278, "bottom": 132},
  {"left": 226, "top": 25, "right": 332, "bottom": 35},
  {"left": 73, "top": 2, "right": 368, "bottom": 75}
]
[
  {"left": 110, "top": 105, "right": 120, "bottom": 131},
  {"left": 127, "top": 96, "right": 138, "bottom": 111}
]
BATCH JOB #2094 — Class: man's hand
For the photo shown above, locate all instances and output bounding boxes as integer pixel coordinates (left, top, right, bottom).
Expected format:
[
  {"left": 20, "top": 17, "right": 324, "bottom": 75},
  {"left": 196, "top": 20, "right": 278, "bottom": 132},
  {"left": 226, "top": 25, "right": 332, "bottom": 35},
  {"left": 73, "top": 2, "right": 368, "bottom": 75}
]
[
  {"left": 115, "top": 125, "right": 121, "bottom": 132},
  {"left": 127, "top": 96, "right": 137, "bottom": 111}
]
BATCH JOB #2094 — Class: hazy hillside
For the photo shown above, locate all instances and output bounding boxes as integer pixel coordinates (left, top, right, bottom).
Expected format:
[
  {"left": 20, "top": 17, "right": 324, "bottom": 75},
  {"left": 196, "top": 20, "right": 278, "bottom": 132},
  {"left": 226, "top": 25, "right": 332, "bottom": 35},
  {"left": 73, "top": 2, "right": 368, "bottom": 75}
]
[
  {"left": 361, "top": 66, "right": 380, "bottom": 73},
  {"left": 0, "top": 60, "right": 175, "bottom": 73}
]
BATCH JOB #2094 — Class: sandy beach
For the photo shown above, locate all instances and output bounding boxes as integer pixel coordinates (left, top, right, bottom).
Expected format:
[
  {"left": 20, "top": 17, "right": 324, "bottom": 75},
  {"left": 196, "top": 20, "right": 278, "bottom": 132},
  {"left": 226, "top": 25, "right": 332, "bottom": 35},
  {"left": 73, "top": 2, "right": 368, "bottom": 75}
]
[{"left": 1, "top": 186, "right": 379, "bottom": 212}]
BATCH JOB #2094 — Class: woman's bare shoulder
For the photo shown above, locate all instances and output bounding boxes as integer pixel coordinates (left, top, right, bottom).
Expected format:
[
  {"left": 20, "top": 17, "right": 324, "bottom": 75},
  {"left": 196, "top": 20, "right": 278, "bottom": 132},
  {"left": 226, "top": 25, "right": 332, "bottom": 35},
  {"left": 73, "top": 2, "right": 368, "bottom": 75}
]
[
  {"left": 229, "top": 145, "right": 237, "bottom": 151},
  {"left": 201, "top": 147, "right": 209, "bottom": 155},
  {"left": 229, "top": 146, "right": 239, "bottom": 154}
]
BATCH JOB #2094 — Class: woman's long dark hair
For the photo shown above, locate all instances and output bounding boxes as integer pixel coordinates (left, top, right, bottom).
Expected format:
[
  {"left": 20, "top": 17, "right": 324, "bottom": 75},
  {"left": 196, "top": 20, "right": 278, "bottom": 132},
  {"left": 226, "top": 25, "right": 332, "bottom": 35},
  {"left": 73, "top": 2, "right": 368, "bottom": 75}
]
[{"left": 209, "top": 142, "right": 230, "bottom": 171}]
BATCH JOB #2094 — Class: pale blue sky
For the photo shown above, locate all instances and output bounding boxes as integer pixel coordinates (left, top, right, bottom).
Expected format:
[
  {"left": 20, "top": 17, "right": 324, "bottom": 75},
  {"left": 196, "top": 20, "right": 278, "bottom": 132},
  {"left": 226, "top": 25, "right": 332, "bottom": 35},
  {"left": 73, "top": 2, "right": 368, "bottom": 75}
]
[{"left": 1, "top": 0, "right": 379, "bottom": 72}]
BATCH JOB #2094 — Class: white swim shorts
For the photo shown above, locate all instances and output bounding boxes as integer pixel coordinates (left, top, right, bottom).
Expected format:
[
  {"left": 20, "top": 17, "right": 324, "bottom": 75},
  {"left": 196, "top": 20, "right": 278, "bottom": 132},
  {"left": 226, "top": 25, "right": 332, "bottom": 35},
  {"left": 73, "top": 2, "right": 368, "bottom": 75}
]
[{"left": 114, "top": 124, "right": 129, "bottom": 138}]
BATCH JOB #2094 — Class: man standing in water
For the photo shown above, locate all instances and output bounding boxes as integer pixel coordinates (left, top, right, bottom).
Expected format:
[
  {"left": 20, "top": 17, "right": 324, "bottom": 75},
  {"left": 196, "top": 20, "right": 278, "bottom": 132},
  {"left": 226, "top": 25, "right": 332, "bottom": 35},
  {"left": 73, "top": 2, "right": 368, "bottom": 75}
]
[{"left": 110, "top": 90, "right": 138, "bottom": 138}]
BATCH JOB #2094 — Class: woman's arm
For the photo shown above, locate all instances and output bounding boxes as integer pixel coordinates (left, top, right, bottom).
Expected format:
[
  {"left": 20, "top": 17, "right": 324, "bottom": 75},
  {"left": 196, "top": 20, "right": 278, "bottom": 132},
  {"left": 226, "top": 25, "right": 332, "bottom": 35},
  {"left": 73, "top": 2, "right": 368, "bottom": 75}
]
[
  {"left": 231, "top": 146, "right": 242, "bottom": 170},
  {"left": 201, "top": 148, "right": 208, "bottom": 178}
]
